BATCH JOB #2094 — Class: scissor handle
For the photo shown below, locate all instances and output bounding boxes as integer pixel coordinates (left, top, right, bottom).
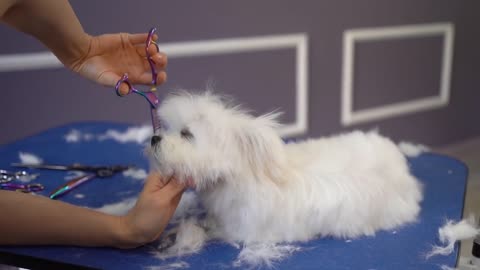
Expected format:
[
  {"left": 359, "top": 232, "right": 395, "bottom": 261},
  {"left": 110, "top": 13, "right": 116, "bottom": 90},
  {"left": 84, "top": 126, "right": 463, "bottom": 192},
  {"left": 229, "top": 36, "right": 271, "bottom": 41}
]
[
  {"left": 115, "top": 75, "right": 159, "bottom": 108},
  {"left": 146, "top": 27, "right": 159, "bottom": 86},
  {"left": 0, "top": 170, "right": 29, "bottom": 183},
  {"left": 25, "top": 183, "right": 44, "bottom": 193},
  {"left": 114, "top": 27, "right": 161, "bottom": 132},
  {"left": 115, "top": 74, "right": 133, "bottom": 97},
  {"left": 0, "top": 183, "right": 44, "bottom": 193},
  {"left": 0, "top": 175, "right": 13, "bottom": 183},
  {"left": 49, "top": 174, "right": 96, "bottom": 199}
]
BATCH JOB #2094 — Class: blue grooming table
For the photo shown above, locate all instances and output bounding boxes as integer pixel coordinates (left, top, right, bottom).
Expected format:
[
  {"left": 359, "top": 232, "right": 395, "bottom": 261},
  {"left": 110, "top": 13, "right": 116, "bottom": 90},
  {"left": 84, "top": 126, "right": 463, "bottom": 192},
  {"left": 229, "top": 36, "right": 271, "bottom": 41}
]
[{"left": 0, "top": 123, "right": 467, "bottom": 270}]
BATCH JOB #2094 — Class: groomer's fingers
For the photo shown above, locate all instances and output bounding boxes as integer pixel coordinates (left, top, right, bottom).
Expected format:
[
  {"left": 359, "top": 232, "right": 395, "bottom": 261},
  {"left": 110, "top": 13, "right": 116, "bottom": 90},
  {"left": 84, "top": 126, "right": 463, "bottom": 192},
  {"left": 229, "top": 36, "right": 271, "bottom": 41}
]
[
  {"left": 141, "top": 55, "right": 167, "bottom": 73},
  {"left": 156, "top": 71, "right": 167, "bottom": 85},
  {"left": 135, "top": 46, "right": 147, "bottom": 57},
  {"left": 153, "top": 52, "right": 168, "bottom": 68},
  {"left": 136, "top": 50, "right": 167, "bottom": 72},
  {"left": 143, "top": 172, "right": 185, "bottom": 197},
  {"left": 105, "top": 70, "right": 166, "bottom": 92},
  {"left": 95, "top": 72, "right": 131, "bottom": 95},
  {"left": 158, "top": 177, "right": 186, "bottom": 197},
  {"left": 137, "top": 71, "right": 167, "bottom": 85},
  {"left": 135, "top": 44, "right": 163, "bottom": 58},
  {"left": 128, "top": 33, "right": 157, "bottom": 45},
  {"left": 116, "top": 82, "right": 130, "bottom": 96},
  {"left": 144, "top": 171, "right": 174, "bottom": 190}
]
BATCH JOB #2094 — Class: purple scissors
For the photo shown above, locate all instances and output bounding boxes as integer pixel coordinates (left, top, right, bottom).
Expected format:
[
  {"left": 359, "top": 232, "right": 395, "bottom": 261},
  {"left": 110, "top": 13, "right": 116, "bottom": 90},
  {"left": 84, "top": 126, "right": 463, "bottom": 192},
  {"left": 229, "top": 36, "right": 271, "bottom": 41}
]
[
  {"left": 114, "top": 27, "right": 162, "bottom": 132},
  {"left": 12, "top": 163, "right": 132, "bottom": 199},
  {"left": 0, "top": 183, "right": 44, "bottom": 193}
]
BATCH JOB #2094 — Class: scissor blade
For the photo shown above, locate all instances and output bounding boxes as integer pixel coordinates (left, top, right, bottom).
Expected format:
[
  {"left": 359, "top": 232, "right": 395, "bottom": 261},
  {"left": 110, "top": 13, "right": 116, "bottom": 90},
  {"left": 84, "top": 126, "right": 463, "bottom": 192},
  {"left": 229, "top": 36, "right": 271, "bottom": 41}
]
[
  {"left": 151, "top": 107, "right": 162, "bottom": 132},
  {"left": 145, "top": 91, "right": 159, "bottom": 108},
  {"left": 11, "top": 163, "right": 70, "bottom": 171}
]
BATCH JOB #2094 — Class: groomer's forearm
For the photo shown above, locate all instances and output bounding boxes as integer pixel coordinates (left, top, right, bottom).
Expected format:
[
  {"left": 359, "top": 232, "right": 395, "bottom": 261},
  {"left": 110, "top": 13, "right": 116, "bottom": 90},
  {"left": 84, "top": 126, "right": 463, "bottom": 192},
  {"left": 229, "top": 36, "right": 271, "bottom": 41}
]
[
  {"left": 0, "top": 0, "right": 90, "bottom": 66},
  {"left": 0, "top": 190, "right": 129, "bottom": 247}
]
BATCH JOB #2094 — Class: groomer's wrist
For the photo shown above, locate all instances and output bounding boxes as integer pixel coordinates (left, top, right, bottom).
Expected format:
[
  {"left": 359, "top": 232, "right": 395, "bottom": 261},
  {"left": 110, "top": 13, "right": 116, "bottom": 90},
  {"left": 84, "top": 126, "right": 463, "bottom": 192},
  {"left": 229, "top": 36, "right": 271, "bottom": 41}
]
[
  {"left": 53, "top": 32, "right": 93, "bottom": 71},
  {"left": 112, "top": 214, "right": 159, "bottom": 249},
  {"left": 110, "top": 215, "right": 141, "bottom": 249}
]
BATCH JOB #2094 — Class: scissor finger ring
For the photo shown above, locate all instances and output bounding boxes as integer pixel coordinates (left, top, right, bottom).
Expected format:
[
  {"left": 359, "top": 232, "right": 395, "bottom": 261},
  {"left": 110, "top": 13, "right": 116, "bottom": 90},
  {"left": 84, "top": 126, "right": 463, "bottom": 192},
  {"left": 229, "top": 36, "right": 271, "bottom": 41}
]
[{"left": 115, "top": 74, "right": 133, "bottom": 97}]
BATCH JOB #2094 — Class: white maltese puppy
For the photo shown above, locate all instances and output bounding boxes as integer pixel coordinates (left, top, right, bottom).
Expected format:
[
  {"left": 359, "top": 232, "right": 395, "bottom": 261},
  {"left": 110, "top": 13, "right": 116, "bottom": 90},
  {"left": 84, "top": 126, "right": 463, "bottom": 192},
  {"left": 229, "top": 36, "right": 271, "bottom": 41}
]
[{"left": 149, "top": 91, "right": 423, "bottom": 256}]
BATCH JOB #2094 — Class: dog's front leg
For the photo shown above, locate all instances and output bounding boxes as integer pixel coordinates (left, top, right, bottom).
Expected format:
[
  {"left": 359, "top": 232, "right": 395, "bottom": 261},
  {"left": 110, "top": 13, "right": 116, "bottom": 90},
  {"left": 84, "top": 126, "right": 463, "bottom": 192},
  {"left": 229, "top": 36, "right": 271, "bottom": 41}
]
[{"left": 157, "top": 218, "right": 209, "bottom": 257}]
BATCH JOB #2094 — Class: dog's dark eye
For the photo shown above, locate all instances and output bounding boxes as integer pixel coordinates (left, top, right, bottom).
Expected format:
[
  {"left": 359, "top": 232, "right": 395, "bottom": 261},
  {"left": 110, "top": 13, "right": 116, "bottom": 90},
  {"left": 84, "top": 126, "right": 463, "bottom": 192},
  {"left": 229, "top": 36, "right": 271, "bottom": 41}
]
[{"left": 180, "top": 128, "right": 193, "bottom": 140}]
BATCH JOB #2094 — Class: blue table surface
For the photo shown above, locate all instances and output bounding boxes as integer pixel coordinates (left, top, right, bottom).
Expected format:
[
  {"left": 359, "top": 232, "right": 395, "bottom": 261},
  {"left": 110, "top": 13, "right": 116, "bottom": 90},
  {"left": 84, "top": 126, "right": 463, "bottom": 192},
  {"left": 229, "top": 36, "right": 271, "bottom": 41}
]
[{"left": 0, "top": 122, "right": 468, "bottom": 270}]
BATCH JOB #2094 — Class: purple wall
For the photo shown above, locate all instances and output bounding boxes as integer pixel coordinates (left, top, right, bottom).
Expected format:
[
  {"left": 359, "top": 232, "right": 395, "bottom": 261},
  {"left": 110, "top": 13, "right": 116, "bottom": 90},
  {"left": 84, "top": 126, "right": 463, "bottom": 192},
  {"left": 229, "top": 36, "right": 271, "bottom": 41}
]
[{"left": 1, "top": 0, "right": 479, "bottom": 146}]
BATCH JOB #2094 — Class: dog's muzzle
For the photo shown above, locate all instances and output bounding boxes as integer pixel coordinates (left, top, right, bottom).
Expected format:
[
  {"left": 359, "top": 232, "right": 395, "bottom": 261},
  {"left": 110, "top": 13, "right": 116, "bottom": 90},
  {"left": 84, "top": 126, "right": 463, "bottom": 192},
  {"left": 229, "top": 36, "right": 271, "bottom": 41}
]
[{"left": 151, "top": 135, "right": 162, "bottom": 146}]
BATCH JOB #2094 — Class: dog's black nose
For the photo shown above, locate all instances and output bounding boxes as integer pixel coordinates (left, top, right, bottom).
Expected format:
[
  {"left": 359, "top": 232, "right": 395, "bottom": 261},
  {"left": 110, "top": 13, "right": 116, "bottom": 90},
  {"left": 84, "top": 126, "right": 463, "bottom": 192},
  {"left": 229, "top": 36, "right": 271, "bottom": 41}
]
[{"left": 151, "top": 135, "right": 162, "bottom": 146}]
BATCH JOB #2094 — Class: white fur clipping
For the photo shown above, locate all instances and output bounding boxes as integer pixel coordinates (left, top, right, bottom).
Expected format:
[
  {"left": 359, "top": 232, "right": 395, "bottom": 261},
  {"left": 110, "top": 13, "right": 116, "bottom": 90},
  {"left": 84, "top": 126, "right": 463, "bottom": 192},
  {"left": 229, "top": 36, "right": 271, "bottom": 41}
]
[
  {"left": 64, "top": 129, "right": 81, "bottom": 142},
  {"left": 95, "top": 198, "right": 137, "bottom": 216},
  {"left": 122, "top": 168, "right": 148, "bottom": 180},
  {"left": 64, "top": 129, "right": 94, "bottom": 143},
  {"left": 233, "top": 244, "right": 301, "bottom": 268},
  {"left": 439, "top": 265, "right": 456, "bottom": 270},
  {"left": 398, "top": 141, "right": 429, "bottom": 157},
  {"left": 426, "top": 217, "right": 480, "bottom": 258},
  {"left": 18, "top": 152, "right": 43, "bottom": 165},
  {"left": 99, "top": 125, "right": 151, "bottom": 144},
  {"left": 146, "top": 261, "right": 190, "bottom": 270},
  {"left": 64, "top": 125, "right": 151, "bottom": 144},
  {"left": 64, "top": 171, "right": 86, "bottom": 180}
]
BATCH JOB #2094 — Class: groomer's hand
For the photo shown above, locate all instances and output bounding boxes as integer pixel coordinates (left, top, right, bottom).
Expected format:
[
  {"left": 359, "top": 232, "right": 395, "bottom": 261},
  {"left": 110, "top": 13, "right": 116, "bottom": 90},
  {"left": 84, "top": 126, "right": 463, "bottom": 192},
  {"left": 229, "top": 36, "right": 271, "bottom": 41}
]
[
  {"left": 66, "top": 33, "right": 168, "bottom": 96},
  {"left": 1, "top": 1, "right": 166, "bottom": 95},
  {"left": 118, "top": 172, "right": 185, "bottom": 248}
]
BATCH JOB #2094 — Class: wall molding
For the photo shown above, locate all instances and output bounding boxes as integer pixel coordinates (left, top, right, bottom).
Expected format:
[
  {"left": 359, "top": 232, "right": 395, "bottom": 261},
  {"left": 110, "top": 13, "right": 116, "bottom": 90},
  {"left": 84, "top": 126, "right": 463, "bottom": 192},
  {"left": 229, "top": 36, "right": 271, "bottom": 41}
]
[
  {"left": 0, "top": 33, "right": 309, "bottom": 137},
  {"left": 341, "top": 22, "right": 454, "bottom": 126}
]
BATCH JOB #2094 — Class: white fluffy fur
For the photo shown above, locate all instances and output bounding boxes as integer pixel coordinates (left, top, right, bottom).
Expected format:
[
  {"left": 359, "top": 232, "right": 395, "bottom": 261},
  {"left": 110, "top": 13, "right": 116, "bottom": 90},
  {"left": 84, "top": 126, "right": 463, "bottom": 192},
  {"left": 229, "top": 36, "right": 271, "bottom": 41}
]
[
  {"left": 398, "top": 141, "right": 430, "bottom": 157},
  {"left": 233, "top": 244, "right": 302, "bottom": 268},
  {"left": 18, "top": 152, "right": 43, "bottom": 165},
  {"left": 64, "top": 129, "right": 94, "bottom": 143},
  {"left": 99, "top": 125, "right": 152, "bottom": 144},
  {"left": 150, "top": 92, "right": 423, "bottom": 264},
  {"left": 426, "top": 216, "right": 480, "bottom": 258},
  {"left": 146, "top": 261, "right": 190, "bottom": 270},
  {"left": 122, "top": 168, "right": 148, "bottom": 180},
  {"left": 157, "top": 219, "right": 208, "bottom": 259},
  {"left": 65, "top": 126, "right": 152, "bottom": 144}
]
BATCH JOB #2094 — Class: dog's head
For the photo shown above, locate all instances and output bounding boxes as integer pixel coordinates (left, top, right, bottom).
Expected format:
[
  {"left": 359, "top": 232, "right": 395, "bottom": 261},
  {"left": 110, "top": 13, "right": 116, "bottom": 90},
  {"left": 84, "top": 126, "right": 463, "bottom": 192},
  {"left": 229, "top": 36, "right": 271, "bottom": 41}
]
[{"left": 149, "top": 91, "right": 287, "bottom": 189}]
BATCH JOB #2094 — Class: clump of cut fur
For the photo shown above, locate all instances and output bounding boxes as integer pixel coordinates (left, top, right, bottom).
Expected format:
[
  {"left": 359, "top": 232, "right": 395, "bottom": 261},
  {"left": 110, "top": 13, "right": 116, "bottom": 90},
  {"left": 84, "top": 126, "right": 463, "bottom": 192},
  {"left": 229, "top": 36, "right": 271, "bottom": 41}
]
[
  {"left": 426, "top": 216, "right": 480, "bottom": 258},
  {"left": 18, "top": 152, "right": 43, "bottom": 165},
  {"left": 398, "top": 141, "right": 430, "bottom": 157}
]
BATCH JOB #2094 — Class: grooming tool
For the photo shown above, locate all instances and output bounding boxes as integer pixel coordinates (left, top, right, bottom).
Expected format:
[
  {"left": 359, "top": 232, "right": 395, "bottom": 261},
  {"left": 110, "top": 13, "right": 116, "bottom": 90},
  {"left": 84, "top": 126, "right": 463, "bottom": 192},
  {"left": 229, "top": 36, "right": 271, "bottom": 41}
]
[
  {"left": 114, "top": 27, "right": 161, "bottom": 132},
  {"left": 0, "top": 169, "right": 39, "bottom": 183},
  {"left": 0, "top": 182, "right": 44, "bottom": 193},
  {"left": 0, "top": 169, "right": 44, "bottom": 193},
  {"left": 11, "top": 163, "right": 132, "bottom": 199}
]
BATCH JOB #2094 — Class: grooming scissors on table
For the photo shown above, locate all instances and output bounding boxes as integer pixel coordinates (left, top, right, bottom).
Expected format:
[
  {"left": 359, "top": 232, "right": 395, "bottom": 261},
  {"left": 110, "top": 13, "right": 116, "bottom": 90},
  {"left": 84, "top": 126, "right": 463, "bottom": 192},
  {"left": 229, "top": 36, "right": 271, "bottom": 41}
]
[
  {"left": 0, "top": 169, "right": 44, "bottom": 193},
  {"left": 11, "top": 163, "right": 132, "bottom": 199},
  {"left": 115, "top": 27, "right": 162, "bottom": 132}
]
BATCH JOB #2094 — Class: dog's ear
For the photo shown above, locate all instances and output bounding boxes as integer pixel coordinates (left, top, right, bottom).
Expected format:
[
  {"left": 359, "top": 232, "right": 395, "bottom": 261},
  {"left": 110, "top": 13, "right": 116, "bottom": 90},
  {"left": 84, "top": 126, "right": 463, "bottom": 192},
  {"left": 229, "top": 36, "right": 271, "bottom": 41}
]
[{"left": 236, "top": 112, "right": 287, "bottom": 183}]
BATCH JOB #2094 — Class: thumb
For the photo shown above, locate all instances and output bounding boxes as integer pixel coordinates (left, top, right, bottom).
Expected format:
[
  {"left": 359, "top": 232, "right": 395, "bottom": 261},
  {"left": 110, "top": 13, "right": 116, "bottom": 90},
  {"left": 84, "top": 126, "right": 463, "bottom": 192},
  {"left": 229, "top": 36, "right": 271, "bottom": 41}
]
[
  {"left": 158, "top": 177, "right": 186, "bottom": 197},
  {"left": 143, "top": 172, "right": 185, "bottom": 195},
  {"left": 97, "top": 71, "right": 130, "bottom": 95}
]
